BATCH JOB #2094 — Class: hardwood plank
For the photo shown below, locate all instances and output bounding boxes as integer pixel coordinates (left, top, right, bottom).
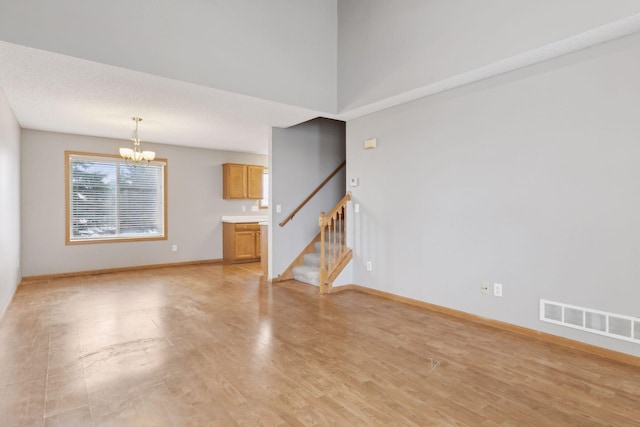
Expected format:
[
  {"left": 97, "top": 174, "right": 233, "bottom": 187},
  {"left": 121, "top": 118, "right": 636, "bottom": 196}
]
[
  {"left": 339, "top": 284, "right": 640, "bottom": 368},
  {"left": 0, "top": 263, "right": 638, "bottom": 425}
]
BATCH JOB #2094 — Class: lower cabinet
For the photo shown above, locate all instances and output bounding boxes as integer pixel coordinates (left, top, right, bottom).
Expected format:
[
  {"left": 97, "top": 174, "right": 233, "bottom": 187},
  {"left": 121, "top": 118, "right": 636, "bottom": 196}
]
[{"left": 223, "top": 222, "right": 261, "bottom": 263}]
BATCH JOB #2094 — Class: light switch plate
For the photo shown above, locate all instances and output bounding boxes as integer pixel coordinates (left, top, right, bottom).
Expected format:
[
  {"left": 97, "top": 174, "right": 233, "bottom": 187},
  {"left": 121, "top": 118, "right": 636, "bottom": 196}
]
[{"left": 350, "top": 177, "right": 359, "bottom": 187}]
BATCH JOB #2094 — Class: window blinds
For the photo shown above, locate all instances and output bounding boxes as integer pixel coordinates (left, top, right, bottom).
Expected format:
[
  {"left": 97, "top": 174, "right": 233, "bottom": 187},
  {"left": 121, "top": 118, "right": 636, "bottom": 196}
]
[{"left": 68, "top": 153, "right": 165, "bottom": 242}]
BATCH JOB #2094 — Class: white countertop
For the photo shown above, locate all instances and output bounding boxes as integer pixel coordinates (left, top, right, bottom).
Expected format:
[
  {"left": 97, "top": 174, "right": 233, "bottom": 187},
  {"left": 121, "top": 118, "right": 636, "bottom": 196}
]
[{"left": 221, "top": 215, "right": 268, "bottom": 223}]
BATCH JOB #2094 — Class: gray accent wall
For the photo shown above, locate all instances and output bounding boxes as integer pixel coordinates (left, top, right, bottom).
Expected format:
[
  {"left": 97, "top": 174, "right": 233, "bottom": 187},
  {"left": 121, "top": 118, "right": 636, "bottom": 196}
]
[
  {"left": 346, "top": 32, "right": 640, "bottom": 357},
  {"left": 270, "top": 118, "right": 345, "bottom": 279},
  {"left": 20, "top": 129, "right": 266, "bottom": 277},
  {"left": 338, "top": 0, "right": 640, "bottom": 112},
  {"left": 0, "top": 89, "right": 21, "bottom": 316},
  {"left": 0, "top": 0, "right": 338, "bottom": 112}
]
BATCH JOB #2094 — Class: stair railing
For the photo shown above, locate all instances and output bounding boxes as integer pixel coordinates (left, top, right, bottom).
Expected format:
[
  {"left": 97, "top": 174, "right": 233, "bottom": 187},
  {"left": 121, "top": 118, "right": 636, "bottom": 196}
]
[
  {"left": 279, "top": 161, "right": 346, "bottom": 227},
  {"left": 318, "top": 192, "right": 351, "bottom": 294}
]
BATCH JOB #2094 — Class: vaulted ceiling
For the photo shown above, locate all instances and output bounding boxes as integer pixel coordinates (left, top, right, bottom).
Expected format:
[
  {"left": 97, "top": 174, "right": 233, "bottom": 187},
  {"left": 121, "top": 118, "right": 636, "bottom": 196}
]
[{"left": 1, "top": 1, "right": 639, "bottom": 154}]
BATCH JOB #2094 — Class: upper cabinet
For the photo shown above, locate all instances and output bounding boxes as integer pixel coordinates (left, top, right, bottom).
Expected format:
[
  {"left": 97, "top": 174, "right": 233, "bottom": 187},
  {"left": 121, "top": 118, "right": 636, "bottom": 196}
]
[
  {"left": 223, "top": 163, "right": 264, "bottom": 199},
  {"left": 246, "top": 165, "right": 264, "bottom": 199}
]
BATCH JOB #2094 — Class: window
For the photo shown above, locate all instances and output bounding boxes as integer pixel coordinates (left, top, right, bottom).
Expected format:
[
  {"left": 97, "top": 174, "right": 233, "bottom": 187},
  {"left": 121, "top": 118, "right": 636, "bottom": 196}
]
[
  {"left": 260, "top": 168, "right": 269, "bottom": 209},
  {"left": 66, "top": 151, "right": 167, "bottom": 244}
]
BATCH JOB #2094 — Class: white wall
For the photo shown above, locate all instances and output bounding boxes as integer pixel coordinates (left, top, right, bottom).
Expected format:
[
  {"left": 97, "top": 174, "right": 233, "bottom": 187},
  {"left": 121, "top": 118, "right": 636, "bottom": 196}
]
[
  {"left": 21, "top": 129, "right": 266, "bottom": 277},
  {"left": 0, "top": 0, "right": 338, "bottom": 112},
  {"left": 0, "top": 89, "right": 21, "bottom": 315},
  {"left": 338, "top": 0, "right": 640, "bottom": 112},
  {"left": 346, "top": 32, "right": 640, "bottom": 357},
  {"left": 270, "top": 118, "right": 345, "bottom": 279}
]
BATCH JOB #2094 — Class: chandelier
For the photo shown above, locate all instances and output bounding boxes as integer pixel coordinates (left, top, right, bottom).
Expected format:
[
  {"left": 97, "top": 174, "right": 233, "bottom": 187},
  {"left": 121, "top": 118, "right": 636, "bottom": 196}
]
[{"left": 119, "top": 117, "right": 155, "bottom": 167}]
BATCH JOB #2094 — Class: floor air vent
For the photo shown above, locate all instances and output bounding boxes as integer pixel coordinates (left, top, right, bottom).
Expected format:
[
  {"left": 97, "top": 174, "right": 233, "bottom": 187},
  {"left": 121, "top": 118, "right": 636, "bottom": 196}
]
[{"left": 540, "top": 299, "right": 640, "bottom": 344}]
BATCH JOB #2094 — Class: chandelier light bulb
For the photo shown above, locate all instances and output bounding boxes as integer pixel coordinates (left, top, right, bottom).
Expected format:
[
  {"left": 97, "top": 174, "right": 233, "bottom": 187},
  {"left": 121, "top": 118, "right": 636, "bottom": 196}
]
[{"left": 119, "top": 117, "right": 156, "bottom": 167}]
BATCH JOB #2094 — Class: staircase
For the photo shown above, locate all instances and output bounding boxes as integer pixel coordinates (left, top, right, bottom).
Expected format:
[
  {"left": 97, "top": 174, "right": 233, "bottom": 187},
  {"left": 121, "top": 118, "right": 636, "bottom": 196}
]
[
  {"left": 292, "top": 235, "right": 344, "bottom": 286},
  {"left": 277, "top": 181, "right": 352, "bottom": 293}
]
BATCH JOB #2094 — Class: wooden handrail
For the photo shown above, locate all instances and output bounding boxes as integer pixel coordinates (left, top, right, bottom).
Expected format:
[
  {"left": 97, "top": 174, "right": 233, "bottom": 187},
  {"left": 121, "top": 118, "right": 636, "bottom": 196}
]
[
  {"left": 279, "top": 161, "right": 346, "bottom": 227},
  {"left": 319, "top": 192, "right": 351, "bottom": 227}
]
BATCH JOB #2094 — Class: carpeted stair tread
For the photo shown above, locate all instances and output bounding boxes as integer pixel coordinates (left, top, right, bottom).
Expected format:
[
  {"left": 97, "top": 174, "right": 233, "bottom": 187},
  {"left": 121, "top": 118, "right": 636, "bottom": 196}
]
[
  {"left": 292, "top": 265, "right": 320, "bottom": 286},
  {"left": 293, "top": 235, "right": 345, "bottom": 286}
]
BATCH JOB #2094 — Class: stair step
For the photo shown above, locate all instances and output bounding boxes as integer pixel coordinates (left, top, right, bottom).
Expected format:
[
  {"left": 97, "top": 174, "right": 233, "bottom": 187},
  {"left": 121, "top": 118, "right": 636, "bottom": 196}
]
[
  {"left": 304, "top": 251, "right": 335, "bottom": 268},
  {"left": 292, "top": 265, "right": 320, "bottom": 286},
  {"left": 314, "top": 241, "right": 345, "bottom": 252},
  {"left": 303, "top": 252, "right": 321, "bottom": 267}
]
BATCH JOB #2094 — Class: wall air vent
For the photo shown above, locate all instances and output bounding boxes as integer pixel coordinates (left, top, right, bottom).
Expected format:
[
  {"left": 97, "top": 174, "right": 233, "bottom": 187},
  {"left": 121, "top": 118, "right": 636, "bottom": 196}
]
[{"left": 540, "top": 300, "right": 640, "bottom": 344}]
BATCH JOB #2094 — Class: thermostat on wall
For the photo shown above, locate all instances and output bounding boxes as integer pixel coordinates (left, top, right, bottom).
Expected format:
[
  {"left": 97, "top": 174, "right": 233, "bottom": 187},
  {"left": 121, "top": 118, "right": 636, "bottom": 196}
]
[
  {"left": 364, "top": 138, "right": 377, "bottom": 149},
  {"left": 350, "top": 177, "right": 359, "bottom": 187}
]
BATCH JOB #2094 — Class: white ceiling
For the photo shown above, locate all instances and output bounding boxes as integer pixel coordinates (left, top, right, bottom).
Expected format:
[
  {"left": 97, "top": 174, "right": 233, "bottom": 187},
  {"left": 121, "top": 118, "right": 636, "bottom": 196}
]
[
  {"left": 0, "top": 41, "right": 328, "bottom": 155},
  {"left": 1, "top": 12, "right": 639, "bottom": 156}
]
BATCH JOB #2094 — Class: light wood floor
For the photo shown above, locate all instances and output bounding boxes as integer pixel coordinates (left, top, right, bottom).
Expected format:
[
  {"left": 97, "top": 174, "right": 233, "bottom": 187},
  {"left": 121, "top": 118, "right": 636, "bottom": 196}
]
[{"left": 0, "top": 263, "right": 638, "bottom": 426}]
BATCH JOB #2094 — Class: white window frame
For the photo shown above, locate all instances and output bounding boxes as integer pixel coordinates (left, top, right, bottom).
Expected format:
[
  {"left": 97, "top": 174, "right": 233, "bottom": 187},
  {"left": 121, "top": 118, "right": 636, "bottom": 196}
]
[{"left": 65, "top": 151, "right": 168, "bottom": 244}]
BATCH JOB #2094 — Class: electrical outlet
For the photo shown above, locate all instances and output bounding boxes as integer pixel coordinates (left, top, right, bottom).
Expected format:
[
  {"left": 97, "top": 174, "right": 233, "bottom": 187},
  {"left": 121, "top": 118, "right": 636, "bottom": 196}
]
[
  {"left": 481, "top": 282, "right": 490, "bottom": 295},
  {"left": 355, "top": 203, "right": 360, "bottom": 213},
  {"left": 172, "top": 245, "right": 178, "bottom": 252},
  {"left": 494, "top": 283, "right": 503, "bottom": 297},
  {"left": 251, "top": 205, "right": 258, "bottom": 212},
  {"left": 241, "top": 206, "right": 246, "bottom": 212},
  {"left": 366, "top": 261, "right": 372, "bottom": 271},
  {"left": 276, "top": 204, "right": 281, "bottom": 213}
]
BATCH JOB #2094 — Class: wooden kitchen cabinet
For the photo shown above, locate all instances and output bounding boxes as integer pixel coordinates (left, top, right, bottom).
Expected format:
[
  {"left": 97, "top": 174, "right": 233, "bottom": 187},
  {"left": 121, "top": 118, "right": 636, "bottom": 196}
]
[
  {"left": 222, "top": 163, "right": 264, "bottom": 199},
  {"left": 223, "top": 222, "right": 261, "bottom": 263},
  {"left": 246, "top": 165, "right": 264, "bottom": 199}
]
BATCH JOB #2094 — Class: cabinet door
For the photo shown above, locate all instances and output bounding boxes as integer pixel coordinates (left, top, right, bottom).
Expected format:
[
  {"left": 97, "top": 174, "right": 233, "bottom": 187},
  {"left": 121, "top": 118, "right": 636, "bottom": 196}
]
[
  {"left": 234, "top": 231, "right": 256, "bottom": 259},
  {"left": 224, "top": 164, "right": 247, "bottom": 199},
  {"left": 246, "top": 165, "right": 264, "bottom": 199}
]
